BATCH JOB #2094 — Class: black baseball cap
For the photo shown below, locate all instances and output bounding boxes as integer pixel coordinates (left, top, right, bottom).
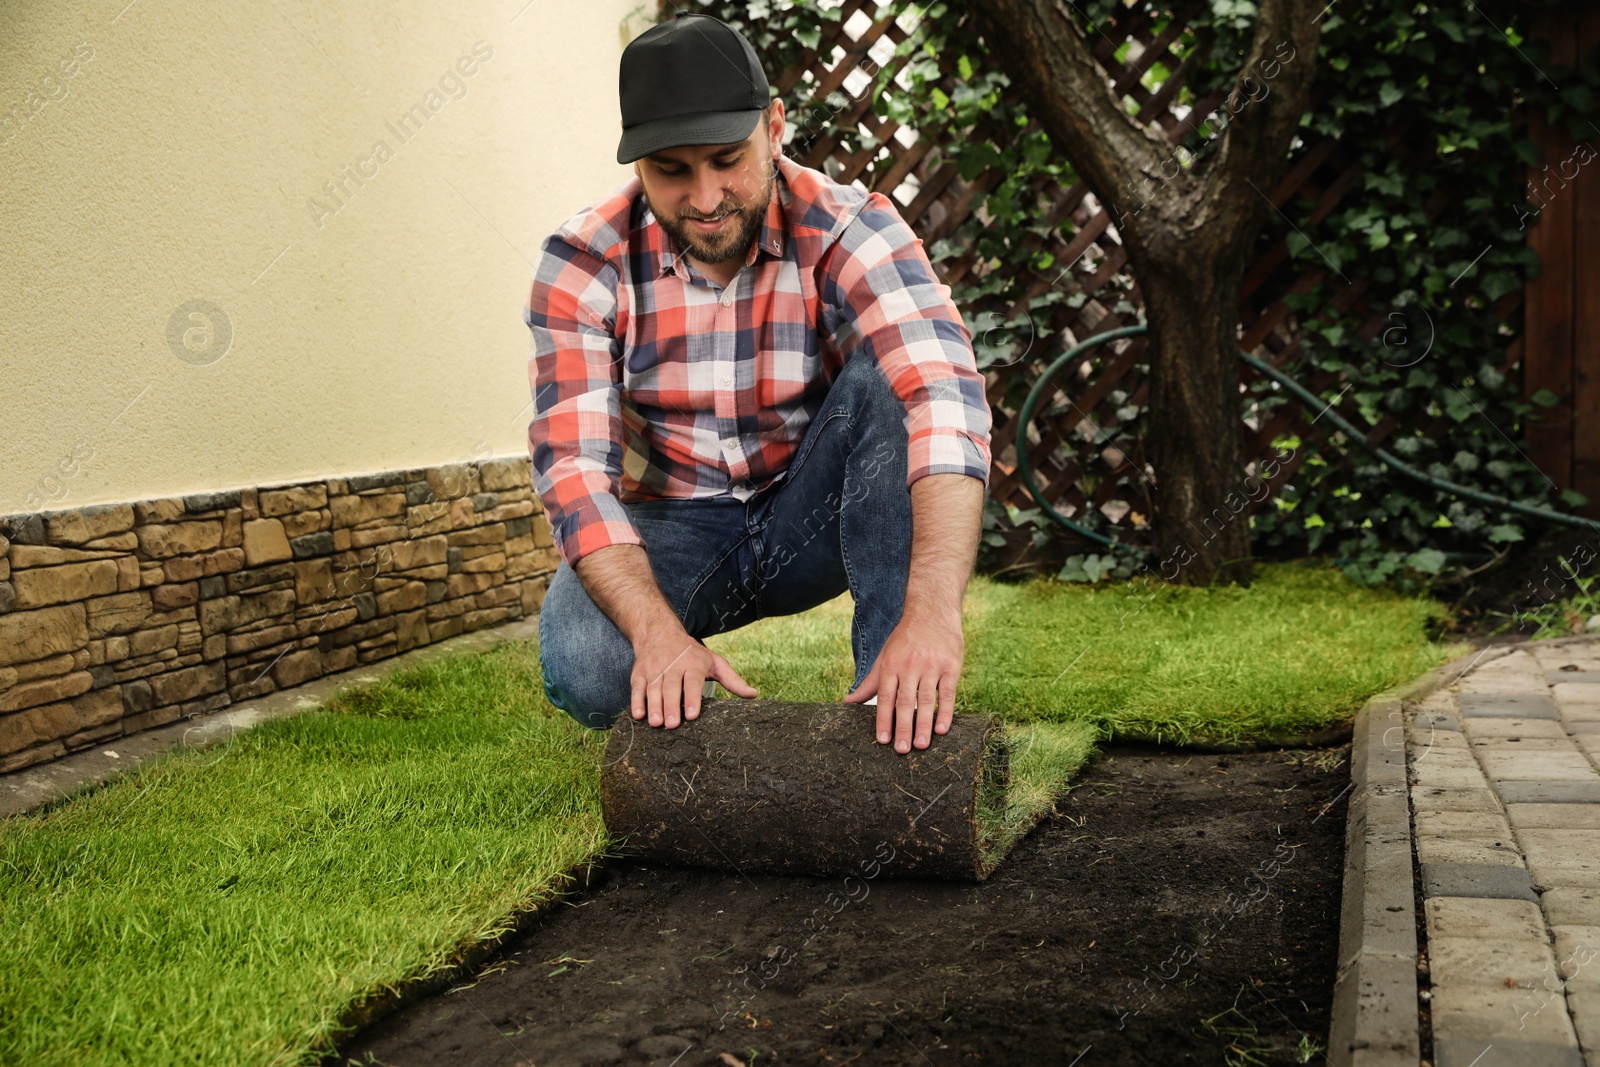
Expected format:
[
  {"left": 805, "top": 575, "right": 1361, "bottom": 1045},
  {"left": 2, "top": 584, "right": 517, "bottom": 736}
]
[{"left": 616, "top": 13, "right": 770, "bottom": 165}]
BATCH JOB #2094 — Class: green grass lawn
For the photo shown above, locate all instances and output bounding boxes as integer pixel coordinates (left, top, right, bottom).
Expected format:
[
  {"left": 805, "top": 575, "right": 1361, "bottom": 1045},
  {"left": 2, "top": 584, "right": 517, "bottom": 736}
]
[
  {"left": 0, "top": 563, "right": 1455, "bottom": 1066},
  {"left": 706, "top": 562, "right": 1456, "bottom": 745}
]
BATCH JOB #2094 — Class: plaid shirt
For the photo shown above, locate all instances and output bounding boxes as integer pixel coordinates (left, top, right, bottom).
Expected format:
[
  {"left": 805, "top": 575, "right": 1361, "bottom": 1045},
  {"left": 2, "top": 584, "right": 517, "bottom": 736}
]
[{"left": 525, "top": 155, "right": 992, "bottom": 568}]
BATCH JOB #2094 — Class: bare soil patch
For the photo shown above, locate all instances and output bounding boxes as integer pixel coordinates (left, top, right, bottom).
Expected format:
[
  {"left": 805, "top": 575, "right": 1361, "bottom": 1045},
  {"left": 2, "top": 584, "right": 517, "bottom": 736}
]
[{"left": 1447, "top": 526, "right": 1597, "bottom": 638}]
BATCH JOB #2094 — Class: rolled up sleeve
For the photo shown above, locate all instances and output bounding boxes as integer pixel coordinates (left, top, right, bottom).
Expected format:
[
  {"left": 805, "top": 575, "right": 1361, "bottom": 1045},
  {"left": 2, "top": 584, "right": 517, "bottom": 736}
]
[
  {"left": 525, "top": 233, "right": 645, "bottom": 568},
  {"left": 821, "top": 196, "right": 993, "bottom": 489}
]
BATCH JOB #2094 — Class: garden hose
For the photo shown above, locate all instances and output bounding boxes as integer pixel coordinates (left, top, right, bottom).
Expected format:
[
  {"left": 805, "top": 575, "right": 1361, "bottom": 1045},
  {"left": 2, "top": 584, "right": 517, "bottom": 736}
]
[{"left": 1013, "top": 323, "right": 1600, "bottom": 562}]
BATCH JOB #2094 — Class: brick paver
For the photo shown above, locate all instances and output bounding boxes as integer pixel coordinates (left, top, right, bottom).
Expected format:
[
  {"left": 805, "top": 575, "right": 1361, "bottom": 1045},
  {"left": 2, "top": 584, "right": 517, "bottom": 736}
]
[{"left": 1409, "top": 641, "right": 1600, "bottom": 1066}]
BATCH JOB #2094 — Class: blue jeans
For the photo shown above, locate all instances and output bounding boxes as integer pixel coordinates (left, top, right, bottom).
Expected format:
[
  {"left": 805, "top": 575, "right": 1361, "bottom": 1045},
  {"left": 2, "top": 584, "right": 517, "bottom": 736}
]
[{"left": 538, "top": 349, "right": 915, "bottom": 729}]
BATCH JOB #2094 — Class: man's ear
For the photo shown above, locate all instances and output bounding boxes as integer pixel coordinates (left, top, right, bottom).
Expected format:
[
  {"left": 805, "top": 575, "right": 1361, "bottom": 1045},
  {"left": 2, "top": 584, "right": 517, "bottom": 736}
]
[{"left": 766, "top": 98, "right": 786, "bottom": 158}]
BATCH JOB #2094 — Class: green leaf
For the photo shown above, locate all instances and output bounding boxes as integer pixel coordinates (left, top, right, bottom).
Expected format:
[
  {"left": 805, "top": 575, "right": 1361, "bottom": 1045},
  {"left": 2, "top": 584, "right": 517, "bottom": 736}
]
[
  {"left": 1378, "top": 81, "right": 1404, "bottom": 107},
  {"left": 1055, "top": 556, "right": 1091, "bottom": 583},
  {"left": 1487, "top": 523, "right": 1525, "bottom": 544},
  {"left": 1531, "top": 388, "right": 1562, "bottom": 408},
  {"left": 1561, "top": 85, "right": 1594, "bottom": 113},
  {"left": 1561, "top": 488, "right": 1592, "bottom": 508},
  {"left": 1480, "top": 271, "right": 1520, "bottom": 301},
  {"left": 1362, "top": 169, "right": 1404, "bottom": 197},
  {"left": 1405, "top": 548, "right": 1448, "bottom": 575},
  {"left": 1083, "top": 554, "right": 1119, "bottom": 582}
]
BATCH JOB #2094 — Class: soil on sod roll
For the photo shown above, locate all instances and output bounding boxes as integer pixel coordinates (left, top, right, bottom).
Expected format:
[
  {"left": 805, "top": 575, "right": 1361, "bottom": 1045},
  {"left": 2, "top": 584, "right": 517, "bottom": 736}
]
[
  {"left": 601, "top": 701, "right": 1013, "bottom": 881},
  {"left": 336, "top": 744, "right": 1349, "bottom": 1067}
]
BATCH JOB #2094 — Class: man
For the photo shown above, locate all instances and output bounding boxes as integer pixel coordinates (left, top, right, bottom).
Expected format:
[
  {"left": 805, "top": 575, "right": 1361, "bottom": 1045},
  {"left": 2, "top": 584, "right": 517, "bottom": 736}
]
[{"left": 525, "top": 12, "right": 992, "bottom": 755}]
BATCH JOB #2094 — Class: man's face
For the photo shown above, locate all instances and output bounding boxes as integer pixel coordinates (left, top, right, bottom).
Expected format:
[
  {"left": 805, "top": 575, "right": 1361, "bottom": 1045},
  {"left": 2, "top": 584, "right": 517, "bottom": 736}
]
[{"left": 635, "top": 102, "right": 785, "bottom": 267}]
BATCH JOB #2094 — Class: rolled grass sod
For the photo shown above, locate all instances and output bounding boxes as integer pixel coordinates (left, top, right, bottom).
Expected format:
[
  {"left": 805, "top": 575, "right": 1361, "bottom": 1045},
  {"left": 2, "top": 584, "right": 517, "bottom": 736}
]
[
  {"left": 601, "top": 701, "right": 1040, "bottom": 880},
  {"left": 0, "top": 562, "right": 1448, "bottom": 1065}
]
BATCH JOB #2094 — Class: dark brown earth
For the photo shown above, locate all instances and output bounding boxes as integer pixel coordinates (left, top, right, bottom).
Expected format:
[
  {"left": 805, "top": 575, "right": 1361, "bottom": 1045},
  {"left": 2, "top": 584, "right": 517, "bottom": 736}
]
[
  {"left": 1445, "top": 526, "right": 1599, "bottom": 638},
  {"left": 335, "top": 743, "right": 1351, "bottom": 1067}
]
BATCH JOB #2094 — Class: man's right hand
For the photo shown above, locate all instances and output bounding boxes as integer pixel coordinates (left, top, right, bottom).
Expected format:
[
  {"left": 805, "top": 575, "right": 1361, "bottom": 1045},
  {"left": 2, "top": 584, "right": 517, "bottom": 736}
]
[
  {"left": 630, "top": 627, "right": 759, "bottom": 728},
  {"left": 570, "top": 542, "right": 759, "bottom": 728}
]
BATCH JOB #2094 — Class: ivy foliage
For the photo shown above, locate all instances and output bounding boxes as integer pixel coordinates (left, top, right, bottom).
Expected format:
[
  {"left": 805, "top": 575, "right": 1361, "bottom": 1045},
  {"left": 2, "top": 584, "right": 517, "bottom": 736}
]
[
  {"left": 1244, "top": 3, "right": 1597, "bottom": 587},
  {"left": 683, "top": 0, "right": 1598, "bottom": 587}
]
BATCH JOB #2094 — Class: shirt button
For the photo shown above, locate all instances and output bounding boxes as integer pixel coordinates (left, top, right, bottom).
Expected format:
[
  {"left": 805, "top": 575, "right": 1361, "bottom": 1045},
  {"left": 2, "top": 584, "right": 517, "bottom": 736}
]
[{"left": 720, "top": 370, "right": 734, "bottom": 386}]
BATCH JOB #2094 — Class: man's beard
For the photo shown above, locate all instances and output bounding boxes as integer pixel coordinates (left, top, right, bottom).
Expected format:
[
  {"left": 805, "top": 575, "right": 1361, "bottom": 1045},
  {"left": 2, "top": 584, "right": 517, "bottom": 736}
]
[{"left": 649, "top": 161, "right": 774, "bottom": 267}]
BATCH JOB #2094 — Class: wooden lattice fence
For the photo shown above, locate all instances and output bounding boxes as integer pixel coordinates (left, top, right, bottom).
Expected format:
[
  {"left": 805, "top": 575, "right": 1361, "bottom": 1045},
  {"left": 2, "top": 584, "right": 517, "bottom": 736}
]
[{"left": 670, "top": 0, "right": 1529, "bottom": 557}]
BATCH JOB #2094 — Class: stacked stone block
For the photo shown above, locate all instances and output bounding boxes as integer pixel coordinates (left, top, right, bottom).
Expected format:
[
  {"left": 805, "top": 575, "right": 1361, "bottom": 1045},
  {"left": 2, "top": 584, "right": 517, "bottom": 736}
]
[{"left": 0, "top": 458, "right": 557, "bottom": 773}]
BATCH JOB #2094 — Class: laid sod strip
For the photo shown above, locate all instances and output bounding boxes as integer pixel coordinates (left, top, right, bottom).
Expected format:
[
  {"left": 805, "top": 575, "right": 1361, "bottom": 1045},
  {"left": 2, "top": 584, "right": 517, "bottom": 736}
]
[
  {"left": 0, "top": 647, "right": 610, "bottom": 1067},
  {"left": 966, "top": 563, "right": 1458, "bottom": 746},
  {"left": 704, "top": 563, "right": 1458, "bottom": 746},
  {"left": 600, "top": 701, "right": 1088, "bottom": 881}
]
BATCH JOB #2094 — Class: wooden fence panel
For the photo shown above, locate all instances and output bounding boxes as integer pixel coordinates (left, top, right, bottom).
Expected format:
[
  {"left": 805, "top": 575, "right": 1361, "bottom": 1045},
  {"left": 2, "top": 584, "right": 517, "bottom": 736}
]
[{"left": 1524, "top": 7, "right": 1600, "bottom": 518}]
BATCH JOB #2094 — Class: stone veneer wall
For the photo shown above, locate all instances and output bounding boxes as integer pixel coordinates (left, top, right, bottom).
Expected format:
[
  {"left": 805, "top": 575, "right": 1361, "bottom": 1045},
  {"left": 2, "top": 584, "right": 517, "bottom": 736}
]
[{"left": 0, "top": 458, "right": 557, "bottom": 774}]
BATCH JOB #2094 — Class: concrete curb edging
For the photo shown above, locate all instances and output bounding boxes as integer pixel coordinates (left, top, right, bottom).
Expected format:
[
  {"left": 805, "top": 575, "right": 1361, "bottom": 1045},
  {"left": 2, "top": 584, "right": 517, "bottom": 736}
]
[{"left": 1328, "top": 644, "right": 1515, "bottom": 1066}]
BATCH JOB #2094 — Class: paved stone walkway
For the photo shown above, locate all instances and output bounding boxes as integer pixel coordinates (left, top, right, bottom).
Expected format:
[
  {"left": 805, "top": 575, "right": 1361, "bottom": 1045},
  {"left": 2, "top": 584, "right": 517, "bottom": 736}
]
[{"left": 1408, "top": 638, "right": 1600, "bottom": 1067}]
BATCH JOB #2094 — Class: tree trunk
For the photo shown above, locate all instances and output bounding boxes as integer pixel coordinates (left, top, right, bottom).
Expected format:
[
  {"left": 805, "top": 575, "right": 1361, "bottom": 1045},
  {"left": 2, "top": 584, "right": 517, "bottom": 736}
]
[
  {"left": 1136, "top": 251, "right": 1255, "bottom": 585},
  {"left": 967, "top": 0, "right": 1322, "bottom": 585}
]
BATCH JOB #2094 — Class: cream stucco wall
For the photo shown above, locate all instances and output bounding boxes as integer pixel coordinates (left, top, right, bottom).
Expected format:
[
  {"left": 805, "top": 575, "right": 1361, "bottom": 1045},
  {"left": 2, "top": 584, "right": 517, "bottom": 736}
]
[{"left": 0, "top": 0, "right": 648, "bottom": 514}]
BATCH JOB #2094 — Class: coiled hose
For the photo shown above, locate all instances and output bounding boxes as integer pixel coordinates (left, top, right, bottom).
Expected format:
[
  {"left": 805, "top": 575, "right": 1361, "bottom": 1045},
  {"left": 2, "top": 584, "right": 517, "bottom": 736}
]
[{"left": 1013, "top": 323, "right": 1600, "bottom": 562}]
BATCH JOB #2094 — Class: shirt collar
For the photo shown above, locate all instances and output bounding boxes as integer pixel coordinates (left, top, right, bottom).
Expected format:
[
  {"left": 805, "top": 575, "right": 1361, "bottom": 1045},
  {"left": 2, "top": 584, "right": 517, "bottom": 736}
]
[
  {"left": 655, "top": 214, "right": 687, "bottom": 279},
  {"left": 755, "top": 172, "right": 786, "bottom": 261},
  {"left": 652, "top": 162, "right": 789, "bottom": 280}
]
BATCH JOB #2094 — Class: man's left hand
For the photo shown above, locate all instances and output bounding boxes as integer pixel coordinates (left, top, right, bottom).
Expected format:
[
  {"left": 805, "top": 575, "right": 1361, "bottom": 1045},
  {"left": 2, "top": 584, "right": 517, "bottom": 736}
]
[{"left": 844, "top": 613, "right": 964, "bottom": 754}]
